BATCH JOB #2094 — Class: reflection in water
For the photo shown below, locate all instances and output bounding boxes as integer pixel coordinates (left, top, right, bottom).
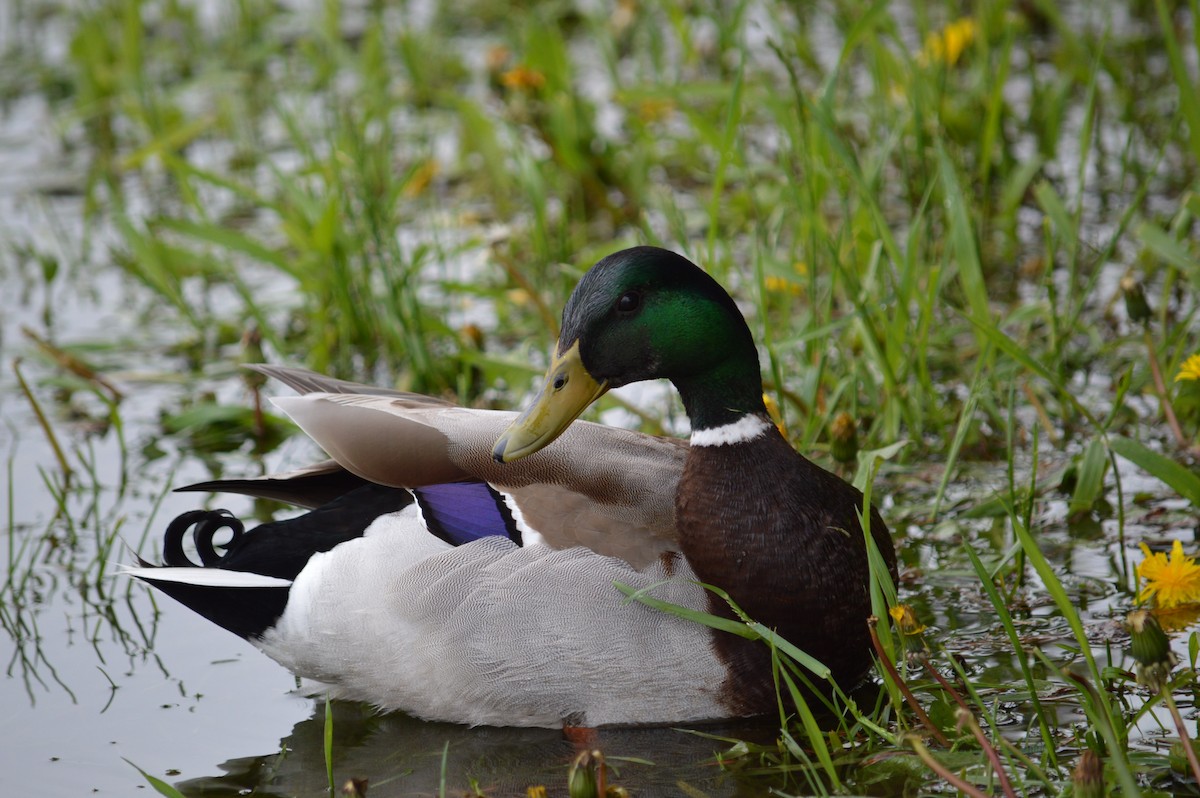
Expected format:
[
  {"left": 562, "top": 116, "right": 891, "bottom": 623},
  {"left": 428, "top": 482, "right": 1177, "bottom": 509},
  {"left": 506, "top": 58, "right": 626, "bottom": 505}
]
[
  {"left": 177, "top": 701, "right": 781, "bottom": 797},
  {"left": 1, "top": 455, "right": 166, "bottom": 708}
]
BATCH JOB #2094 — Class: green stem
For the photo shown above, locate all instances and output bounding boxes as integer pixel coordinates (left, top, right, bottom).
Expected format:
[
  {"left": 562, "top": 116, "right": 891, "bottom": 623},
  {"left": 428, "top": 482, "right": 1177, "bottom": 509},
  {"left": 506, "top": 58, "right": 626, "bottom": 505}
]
[
  {"left": 904, "top": 734, "right": 991, "bottom": 798},
  {"left": 1164, "top": 690, "right": 1200, "bottom": 785},
  {"left": 868, "top": 618, "right": 950, "bottom": 747}
]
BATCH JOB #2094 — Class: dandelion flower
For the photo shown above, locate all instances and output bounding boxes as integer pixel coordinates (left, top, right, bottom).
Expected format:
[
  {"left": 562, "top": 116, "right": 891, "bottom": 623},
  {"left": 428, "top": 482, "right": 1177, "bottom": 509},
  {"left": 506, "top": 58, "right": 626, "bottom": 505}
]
[
  {"left": 500, "top": 66, "right": 546, "bottom": 91},
  {"left": 762, "top": 393, "right": 787, "bottom": 437},
  {"left": 920, "top": 18, "right": 977, "bottom": 66},
  {"left": 1137, "top": 540, "right": 1200, "bottom": 608},
  {"left": 1175, "top": 354, "right": 1200, "bottom": 383},
  {"left": 764, "top": 275, "right": 802, "bottom": 296},
  {"left": 635, "top": 97, "right": 674, "bottom": 124},
  {"left": 402, "top": 160, "right": 438, "bottom": 199},
  {"left": 889, "top": 604, "right": 927, "bottom": 636}
]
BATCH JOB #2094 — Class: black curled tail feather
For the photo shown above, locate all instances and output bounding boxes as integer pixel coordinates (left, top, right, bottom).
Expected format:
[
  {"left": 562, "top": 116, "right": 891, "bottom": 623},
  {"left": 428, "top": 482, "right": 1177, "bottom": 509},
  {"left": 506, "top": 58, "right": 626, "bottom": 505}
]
[
  {"left": 153, "top": 483, "right": 415, "bottom": 582},
  {"left": 139, "top": 484, "right": 414, "bottom": 640},
  {"left": 163, "top": 510, "right": 245, "bottom": 567}
]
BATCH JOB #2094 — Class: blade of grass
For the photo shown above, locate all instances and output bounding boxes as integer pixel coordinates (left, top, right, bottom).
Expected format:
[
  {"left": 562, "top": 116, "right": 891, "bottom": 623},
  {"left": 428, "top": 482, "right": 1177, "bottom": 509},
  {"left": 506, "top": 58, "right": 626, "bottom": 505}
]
[
  {"left": 1069, "top": 435, "right": 1109, "bottom": 516},
  {"left": 1154, "top": 0, "right": 1200, "bottom": 166},
  {"left": 773, "top": 660, "right": 841, "bottom": 789},
  {"left": 324, "top": 696, "right": 334, "bottom": 793},
  {"left": 1108, "top": 436, "right": 1200, "bottom": 506},
  {"left": 123, "top": 760, "right": 188, "bottom": 798},
  {"left": 614, "top": 581, "right": 831, "bottom": 678},
  {"left": 937, "top": 143, "right": 990, "bottom": 328},
  {"left": 1012, "top": 519, "right": 1138, "bottom": 795},
  {"left": 963, "top": 543, "right": 1059, "bottom": 768},
  {"left": 704, "top": 53, "right": 745, "bottom": 263}
]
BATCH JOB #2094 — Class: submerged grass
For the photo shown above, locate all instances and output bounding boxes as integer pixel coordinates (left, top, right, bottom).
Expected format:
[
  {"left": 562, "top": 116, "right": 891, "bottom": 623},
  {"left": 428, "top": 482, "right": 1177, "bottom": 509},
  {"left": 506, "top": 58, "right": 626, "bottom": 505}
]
[{"left": 5, "top": 0, "right": 1200, "bottom": 794}]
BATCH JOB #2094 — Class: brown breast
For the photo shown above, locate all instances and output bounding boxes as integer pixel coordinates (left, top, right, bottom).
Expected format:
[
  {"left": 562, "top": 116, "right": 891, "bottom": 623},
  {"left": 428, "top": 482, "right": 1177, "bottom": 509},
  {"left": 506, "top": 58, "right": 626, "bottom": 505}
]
[{"left": 675, "top": 428, "right": 895, "bottom": 714}]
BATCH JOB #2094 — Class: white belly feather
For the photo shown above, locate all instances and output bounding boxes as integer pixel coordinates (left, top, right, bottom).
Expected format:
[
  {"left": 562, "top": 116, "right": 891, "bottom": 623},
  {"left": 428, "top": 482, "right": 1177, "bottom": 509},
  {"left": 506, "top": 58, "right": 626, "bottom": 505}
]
[{"left": 256, "top": 505, "right": 728, "bottom": 727}]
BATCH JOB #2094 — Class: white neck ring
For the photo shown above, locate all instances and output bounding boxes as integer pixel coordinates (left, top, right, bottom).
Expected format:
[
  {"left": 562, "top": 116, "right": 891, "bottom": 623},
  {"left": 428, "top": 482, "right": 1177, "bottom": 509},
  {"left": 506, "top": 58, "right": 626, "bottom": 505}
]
[{"left": 689, "top": 415, "right": 771, "bottom": 447}]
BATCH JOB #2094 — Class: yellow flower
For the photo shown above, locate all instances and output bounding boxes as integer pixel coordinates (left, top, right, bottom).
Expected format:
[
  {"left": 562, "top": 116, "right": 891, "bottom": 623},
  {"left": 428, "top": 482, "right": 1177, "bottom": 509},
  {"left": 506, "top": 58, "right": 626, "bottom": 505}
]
[
  {"left": 506, "top": 288, "right": 534, "bottom": 306},
  {"left": 1137, "top": 540, "right": 1200, "bottom": 608},
  {"left": 762, "top": 392, "right": 787, "bottom": 437},
  {"left": 1175, "top": 353, "right": 1200, "bottom": 383},
  {"left": 764, "top": 275, "right": 802, "bottom": 296},
  {"left": 500, "top": 65, "right": 546, "bottom": 91},
  {"left": 889, "top": 604, "right": 927, "bottom": 636},
  {"left": 401, "top": 159, "right": 438, "bottom": 199},
  {"left": 635, "top": 97, "right": 675, "bottom": 123},
  {"left": 920, "top": 17, "right": 977, "bottom": 66}
]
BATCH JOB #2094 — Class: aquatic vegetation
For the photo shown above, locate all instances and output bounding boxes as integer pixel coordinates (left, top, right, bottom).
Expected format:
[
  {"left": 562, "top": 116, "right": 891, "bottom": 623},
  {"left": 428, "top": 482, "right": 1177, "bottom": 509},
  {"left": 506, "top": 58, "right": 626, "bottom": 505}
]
[{"left": 2, "top": 0, "right": 1199, "bottom": 795}]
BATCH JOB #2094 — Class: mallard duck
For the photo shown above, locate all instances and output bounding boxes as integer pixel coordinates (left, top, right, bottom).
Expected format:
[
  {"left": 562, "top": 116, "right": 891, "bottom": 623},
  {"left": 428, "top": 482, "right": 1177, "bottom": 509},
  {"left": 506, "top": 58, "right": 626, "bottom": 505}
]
[{"left": 129, "top": 245, "right": 896, "bottom": 728}]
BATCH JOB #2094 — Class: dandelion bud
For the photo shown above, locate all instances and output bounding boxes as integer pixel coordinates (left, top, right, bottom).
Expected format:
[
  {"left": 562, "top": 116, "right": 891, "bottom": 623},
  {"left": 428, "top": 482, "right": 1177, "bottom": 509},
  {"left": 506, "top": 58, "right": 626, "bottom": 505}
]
[
  {"left": 1120, "top": 275, "right": 1151, "bottom": 325},
  {"left": 341, "top": 777, "right": 368, "bottom": 796},
  {"left": 568, "top": 750, "right": 601, "bottom": 798},
  {"left": 1126, "top": 609, "right": 1177, "bottom": 692},
  {"left": 1071, "top": 750, "right": 1103, "bottom": 798},
  {"left": 830, "top": 412, "right": 859, "bottom": 464},
  {"left": 240, "top": 325, "right": 267, "bottom": 391}
]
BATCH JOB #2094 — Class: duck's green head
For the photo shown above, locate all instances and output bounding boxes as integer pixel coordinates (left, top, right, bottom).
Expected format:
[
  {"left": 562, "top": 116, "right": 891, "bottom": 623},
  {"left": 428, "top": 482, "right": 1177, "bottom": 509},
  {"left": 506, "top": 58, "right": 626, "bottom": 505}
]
[{"left": 492, "top": 246, "right": 765, "bottom": 463}]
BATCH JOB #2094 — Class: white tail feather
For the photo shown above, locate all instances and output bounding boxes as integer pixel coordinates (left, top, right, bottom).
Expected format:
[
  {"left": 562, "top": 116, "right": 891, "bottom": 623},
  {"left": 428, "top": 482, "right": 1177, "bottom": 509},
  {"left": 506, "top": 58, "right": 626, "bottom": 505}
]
[{"left": 120, "top": 565, "right": 292, "bottom": 588}]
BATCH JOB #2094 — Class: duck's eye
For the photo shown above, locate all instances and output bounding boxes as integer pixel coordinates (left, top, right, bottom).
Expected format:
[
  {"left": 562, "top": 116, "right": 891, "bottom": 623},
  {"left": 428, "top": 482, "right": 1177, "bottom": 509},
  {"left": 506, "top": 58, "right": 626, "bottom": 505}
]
[{"left": 616, "top": 291, "right": 641, "bottom": 314}]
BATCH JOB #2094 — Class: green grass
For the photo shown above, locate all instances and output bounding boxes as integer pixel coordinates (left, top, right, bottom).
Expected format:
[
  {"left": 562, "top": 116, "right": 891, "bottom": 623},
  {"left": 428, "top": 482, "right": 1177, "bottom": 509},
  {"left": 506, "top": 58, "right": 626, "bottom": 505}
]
[{"left": 6, "top": 0, "right": 1200, "bottom": 794}]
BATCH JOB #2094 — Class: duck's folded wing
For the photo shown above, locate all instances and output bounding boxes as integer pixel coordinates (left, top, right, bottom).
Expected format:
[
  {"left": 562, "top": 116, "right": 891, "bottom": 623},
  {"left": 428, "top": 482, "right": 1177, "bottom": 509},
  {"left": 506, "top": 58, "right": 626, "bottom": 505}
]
[
  {"left": 272, "top": 393, "right": 685, "bottom": 567},
  {"left": 244, "top": 363, "right": 453, "bottom": 405},
  {"left": 176, "top": 364, "right": 434, "bottom": 506}
]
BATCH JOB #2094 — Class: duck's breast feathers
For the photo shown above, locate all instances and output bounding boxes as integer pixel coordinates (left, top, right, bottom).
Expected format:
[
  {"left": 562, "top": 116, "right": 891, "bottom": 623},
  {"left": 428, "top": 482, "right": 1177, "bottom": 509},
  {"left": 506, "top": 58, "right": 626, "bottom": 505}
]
[{"left": 675, "top": 430, "right": 895, "bottom": 690}]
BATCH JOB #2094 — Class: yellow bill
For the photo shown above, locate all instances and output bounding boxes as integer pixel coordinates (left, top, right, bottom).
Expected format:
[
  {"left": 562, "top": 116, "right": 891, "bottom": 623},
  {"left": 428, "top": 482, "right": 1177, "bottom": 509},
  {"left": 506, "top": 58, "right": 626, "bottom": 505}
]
[{"left": 492, "top": 340, "right": 608, "bottom": 463}]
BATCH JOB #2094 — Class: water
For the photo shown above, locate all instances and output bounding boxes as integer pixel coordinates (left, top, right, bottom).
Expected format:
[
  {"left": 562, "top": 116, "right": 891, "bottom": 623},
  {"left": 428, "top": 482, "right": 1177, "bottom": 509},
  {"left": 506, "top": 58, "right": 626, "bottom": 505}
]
[{"left": 1, "top": 1, "right": 1196, "bottom": 795}]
